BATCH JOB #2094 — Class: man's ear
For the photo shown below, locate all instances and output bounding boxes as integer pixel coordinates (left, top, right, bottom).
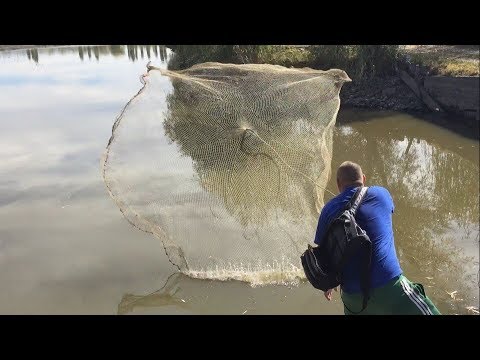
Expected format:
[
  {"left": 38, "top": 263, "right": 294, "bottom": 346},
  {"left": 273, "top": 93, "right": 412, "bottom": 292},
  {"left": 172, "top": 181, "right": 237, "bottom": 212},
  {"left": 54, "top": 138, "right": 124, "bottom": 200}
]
[{"left": 362, "top": 174, "right": 366, "bottom": 184}]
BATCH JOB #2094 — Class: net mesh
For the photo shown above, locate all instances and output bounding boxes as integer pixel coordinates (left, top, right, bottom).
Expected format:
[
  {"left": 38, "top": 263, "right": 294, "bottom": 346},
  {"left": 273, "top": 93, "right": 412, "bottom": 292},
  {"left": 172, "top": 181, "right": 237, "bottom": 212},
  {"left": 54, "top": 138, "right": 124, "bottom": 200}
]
[{"left": 103, "top": 62, "right": 350, "bottom": 286}]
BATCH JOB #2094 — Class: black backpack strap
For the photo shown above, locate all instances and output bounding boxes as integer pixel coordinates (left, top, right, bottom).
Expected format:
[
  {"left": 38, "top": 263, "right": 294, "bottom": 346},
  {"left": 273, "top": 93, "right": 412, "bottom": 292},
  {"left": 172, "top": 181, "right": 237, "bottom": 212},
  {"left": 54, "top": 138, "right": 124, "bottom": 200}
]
[
  {"left": 345, "top": 186, "right": 363, "bottom": 211},
  {"left": 341, "top": 238, "right": 372, "bottom": 314},
  {"left": 349, "top": 186, "right": 368, "bottom": 215},
  {"left": 360, "top": 238, "right": 372, "bottom": 311},
  {"left": 324, "top": 187, "right": 368, "bottom": 237},
  {"left": 341, "top": 186, "right": 371, "bottom": 314},
  {"left": 345, "top": 187, "right": 369, "bottom": 239}
]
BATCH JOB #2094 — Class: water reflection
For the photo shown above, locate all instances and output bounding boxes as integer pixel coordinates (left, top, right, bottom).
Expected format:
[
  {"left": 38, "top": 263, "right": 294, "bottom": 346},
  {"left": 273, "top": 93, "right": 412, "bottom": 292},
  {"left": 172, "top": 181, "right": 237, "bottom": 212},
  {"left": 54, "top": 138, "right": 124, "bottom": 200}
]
[
  {"left": 333, "top": 111, "right": 479, "bottom": 314},
  {"left": 0, "top": 46, "right": 175, "bottom": 314},
  {"left": 0, "top": 45, "right": 169, "bottom": 64},
  {"left": 26, "top": 48, "right": 39, "bottom": 63},
  {"left": 117, "top": 273, "right": 188, "bottom": 315}
]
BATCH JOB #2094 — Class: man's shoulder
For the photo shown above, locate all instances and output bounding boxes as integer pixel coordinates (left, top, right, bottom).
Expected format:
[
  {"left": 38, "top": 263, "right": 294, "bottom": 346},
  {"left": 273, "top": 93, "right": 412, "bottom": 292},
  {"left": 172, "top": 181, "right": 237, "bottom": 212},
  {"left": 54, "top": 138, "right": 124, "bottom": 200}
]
[
  {"left": 367, "top": 185, "right": 391, "bottom": 197},
  {"left": 365, "top": 186, "right": 393, "bottom": 207},
  {"left": 322, "top": 193, "right": 347, "bottom": 215}
]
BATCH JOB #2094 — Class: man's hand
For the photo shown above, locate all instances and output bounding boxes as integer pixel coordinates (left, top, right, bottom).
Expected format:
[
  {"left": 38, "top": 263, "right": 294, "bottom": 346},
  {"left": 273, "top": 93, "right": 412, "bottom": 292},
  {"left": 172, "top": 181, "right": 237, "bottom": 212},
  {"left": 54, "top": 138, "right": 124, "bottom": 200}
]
[{"left": 323, "top": 286, "right": 338, "bottom": 301}]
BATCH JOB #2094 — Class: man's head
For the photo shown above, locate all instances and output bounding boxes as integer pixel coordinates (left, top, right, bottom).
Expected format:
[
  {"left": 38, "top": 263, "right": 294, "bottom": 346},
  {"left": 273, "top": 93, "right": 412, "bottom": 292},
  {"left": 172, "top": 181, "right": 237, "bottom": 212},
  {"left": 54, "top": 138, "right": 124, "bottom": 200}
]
[{"left": 336, "top": 161, "right": 366, "bottom": 193}]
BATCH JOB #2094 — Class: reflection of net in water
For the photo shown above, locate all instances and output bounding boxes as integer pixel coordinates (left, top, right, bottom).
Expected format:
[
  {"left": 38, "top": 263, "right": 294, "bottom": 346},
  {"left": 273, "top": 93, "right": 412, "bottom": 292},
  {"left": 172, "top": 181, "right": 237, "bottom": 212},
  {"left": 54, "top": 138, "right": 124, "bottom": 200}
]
[
  {"left": 103, "top": 62, "right": 351, "bottom": 286},
  {"left": 117, "top": 273, "right": 187, "bottom": 315}
]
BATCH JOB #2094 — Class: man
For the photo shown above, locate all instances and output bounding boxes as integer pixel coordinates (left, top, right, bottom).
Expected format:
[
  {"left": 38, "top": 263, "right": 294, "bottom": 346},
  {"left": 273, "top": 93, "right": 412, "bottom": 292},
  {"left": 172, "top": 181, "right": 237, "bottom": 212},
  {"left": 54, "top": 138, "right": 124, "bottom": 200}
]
[{"left": 314, "top": 161, "right": 440, "bottom": 315}]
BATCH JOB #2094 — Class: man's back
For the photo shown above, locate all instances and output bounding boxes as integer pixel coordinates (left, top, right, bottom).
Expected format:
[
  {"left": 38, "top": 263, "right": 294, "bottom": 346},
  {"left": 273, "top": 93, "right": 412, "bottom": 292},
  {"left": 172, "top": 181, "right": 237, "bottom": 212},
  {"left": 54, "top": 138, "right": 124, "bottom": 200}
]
[
  {"left": 314, "top": 185, "right": 402, "bottom": 294},
  {"left": 309, "top": 161, "right": 439, "bottom": 314}
]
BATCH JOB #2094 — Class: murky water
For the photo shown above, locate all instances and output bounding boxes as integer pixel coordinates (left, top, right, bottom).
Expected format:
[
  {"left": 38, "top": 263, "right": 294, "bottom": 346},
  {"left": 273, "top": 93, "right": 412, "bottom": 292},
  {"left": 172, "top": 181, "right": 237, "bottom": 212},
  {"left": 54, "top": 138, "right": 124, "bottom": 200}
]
[{"left": 0, "top": 46, "right": 478, "bottom": 314}]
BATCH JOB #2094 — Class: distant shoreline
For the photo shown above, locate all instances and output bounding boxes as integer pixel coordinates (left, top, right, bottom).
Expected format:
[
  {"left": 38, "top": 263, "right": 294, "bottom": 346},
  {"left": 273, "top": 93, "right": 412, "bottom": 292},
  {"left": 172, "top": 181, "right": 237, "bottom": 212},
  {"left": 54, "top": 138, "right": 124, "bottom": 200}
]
[
  {"left": 0, "top": 45, "right": 49, "bottom": 51},
  {"left": 0, "top": 45, "right": 87, "bottom": 51}
]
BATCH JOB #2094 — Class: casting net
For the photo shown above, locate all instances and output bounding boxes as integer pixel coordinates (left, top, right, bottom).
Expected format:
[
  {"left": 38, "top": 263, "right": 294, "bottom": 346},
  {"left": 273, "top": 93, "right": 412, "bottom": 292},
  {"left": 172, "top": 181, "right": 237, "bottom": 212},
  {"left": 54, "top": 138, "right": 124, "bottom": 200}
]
[{"left": 103, "top": 62, "right": 350, "bottom": 286}]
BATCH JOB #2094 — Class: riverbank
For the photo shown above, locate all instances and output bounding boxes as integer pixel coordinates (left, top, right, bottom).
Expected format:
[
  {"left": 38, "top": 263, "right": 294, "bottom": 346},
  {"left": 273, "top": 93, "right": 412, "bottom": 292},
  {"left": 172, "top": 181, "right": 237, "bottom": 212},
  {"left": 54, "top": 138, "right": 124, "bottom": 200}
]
[
  {"left": 339, "top": 71, "right": 479, "bottom": 140},
  {"left": 322, "top": 45, "right": 479, "bottom": 137},
  {"left": 340, "top": 75, "right": 426, "bottom": 112},
  {"left": 338, "top": 46, "right": 478, "bottom": 134}
]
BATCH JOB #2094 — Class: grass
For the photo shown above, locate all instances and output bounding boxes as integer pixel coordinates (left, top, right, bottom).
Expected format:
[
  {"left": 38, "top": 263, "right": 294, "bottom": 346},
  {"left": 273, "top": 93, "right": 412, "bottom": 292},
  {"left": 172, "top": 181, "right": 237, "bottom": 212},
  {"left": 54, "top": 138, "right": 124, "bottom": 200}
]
[
  {"left": 167, "top": 45, "right": 400, "bottom": 81},
  {"left": 440, "top": 60, "right": 479, "bottom": 76},
  {"left": 402, "top": 46, "right": 479, "bottom": 77},
  {"left": 408, "top": 53, "right": 479, "bottom": 76},
  {"left": 168, "top": 45, "right": 312, "bottom": 70},
  {"left": 256, "top": 46, "right": 312, "bottom": 68}
]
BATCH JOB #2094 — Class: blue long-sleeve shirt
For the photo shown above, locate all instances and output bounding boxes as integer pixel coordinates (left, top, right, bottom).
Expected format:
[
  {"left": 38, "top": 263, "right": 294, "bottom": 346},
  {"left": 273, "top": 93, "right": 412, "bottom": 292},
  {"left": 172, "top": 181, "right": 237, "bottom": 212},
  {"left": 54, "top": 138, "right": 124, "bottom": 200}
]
[{"left": 314, "top": 185, "right": 402, "bottom": 294}]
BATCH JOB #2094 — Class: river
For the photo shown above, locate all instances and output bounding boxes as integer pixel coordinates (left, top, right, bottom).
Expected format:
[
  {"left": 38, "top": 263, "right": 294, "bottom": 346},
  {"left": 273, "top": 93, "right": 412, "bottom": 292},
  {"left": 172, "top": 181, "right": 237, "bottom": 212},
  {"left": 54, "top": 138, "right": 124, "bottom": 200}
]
[{"left": 0, "top": 46, "right": 477, "bottom": 314}]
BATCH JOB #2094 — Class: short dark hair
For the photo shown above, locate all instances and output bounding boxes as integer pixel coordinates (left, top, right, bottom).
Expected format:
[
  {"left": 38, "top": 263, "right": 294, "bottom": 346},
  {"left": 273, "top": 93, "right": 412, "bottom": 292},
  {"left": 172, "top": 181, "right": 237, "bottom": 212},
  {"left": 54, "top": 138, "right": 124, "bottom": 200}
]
[{"left": 337, "top": 161, "right": 363, "bottom": 185}]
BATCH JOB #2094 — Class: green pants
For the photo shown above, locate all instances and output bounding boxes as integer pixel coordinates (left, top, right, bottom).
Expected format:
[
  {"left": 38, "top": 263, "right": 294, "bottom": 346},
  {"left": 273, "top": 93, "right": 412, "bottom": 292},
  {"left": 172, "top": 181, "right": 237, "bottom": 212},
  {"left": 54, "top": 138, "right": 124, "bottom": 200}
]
[{"left": 341, "top": 275, "right": 441, "bottom": 315}]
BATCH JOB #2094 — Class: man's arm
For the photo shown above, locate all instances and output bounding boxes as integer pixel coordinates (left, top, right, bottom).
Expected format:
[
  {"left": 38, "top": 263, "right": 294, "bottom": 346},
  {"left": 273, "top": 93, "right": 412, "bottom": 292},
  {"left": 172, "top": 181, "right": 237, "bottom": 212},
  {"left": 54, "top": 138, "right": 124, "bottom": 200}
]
[
  {"left": 382, "top": 186, "right": 395, "bottom": 213},
  {"left": 313, "top": 203, "right": 338, "bottom": 300},
  {"left": 313, "top": 205, "right": 331, "bottom": 246}
]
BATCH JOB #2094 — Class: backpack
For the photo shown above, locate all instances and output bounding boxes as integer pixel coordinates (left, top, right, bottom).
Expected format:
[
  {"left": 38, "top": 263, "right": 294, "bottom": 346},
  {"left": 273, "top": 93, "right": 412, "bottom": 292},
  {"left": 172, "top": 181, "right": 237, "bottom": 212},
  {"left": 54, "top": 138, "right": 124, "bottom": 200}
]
[{"left": 301, "top": 186, "right": 372, "bottom": 313}]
